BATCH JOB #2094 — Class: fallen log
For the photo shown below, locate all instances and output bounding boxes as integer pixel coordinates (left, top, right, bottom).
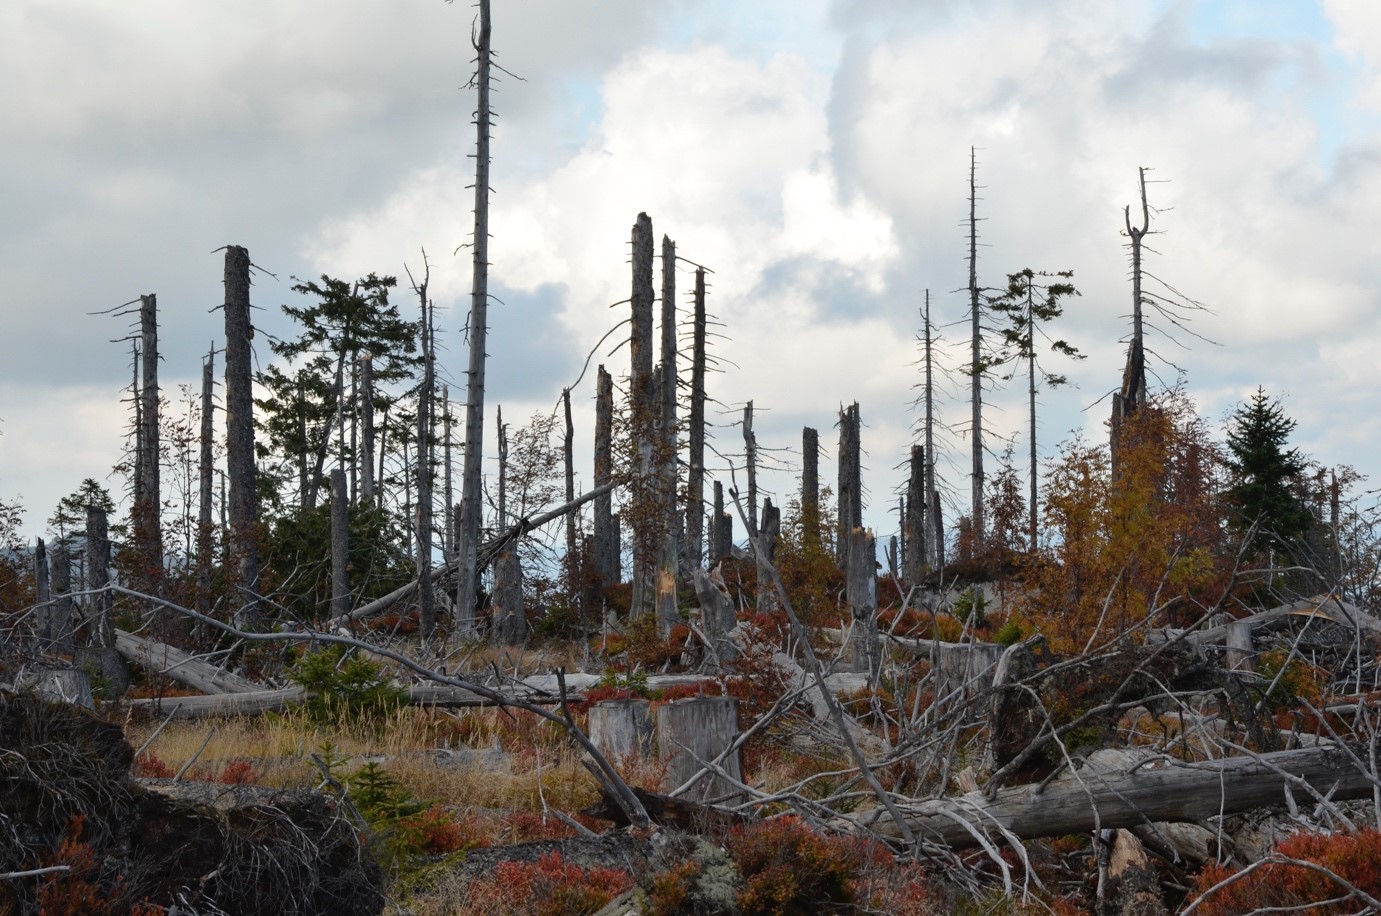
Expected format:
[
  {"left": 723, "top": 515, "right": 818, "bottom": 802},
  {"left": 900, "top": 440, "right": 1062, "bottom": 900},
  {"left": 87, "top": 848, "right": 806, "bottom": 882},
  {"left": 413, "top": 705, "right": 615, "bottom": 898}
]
[
  {"left": 856, "top": 743, "right": 1381, "bottom": 848},
  {"left": 115, "top": 629, "right": 259, "bottom": 694},
  {"left": 1188, "top": 596, "right": 1381, "bottom": 648}
]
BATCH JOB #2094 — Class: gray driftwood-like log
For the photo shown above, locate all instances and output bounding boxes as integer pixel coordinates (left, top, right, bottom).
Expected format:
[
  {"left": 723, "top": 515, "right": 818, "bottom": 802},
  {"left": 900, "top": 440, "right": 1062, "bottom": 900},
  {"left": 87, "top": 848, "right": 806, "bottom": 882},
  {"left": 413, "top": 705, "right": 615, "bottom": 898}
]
[
  {"left": 857, "top": 744, "right": 1381, "bottom": 848},
  {"left": 114, "top": 629, "right": 257, "bottom": 694},
  {"left": 658, "top": 696, "right": 743, "bottom": 804},
  {"left": 590, "top": 698, "right": 654, "bottom": 762}
]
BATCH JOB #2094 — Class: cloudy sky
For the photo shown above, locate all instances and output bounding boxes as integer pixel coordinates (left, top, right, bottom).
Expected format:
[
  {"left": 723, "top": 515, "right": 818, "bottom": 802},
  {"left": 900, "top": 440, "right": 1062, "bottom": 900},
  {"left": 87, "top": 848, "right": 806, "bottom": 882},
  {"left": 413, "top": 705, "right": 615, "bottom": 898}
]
[{"left": 2, "top": 0, "right": 1379, "bottom": 550}]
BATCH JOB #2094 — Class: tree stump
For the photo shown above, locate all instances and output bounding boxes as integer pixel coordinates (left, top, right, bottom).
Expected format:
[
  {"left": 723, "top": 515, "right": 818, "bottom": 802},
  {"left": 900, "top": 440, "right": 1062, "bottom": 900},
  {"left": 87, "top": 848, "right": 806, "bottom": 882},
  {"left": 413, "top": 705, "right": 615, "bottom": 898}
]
[
  {"left": 657, "top": 696, "right": 742, "bottom": 804},
  {"left": 589, "top": 698, "right": 653, "bottom": 763},
  {"left": 20, "top": 668, "right": 94, "bottom": 709},
  {"left": 933, "top": 641, "right": 1004, "bottom": 713},
  {"left": 1225, "top": 621, "right": 1254, "bottom": 671}
]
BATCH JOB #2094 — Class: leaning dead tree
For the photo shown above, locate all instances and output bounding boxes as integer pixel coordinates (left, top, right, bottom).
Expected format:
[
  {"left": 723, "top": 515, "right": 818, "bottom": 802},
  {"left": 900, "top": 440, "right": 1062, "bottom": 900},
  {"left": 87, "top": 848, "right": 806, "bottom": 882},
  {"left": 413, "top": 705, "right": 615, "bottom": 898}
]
[
  {"left": 223, "top": 245, "right": 259, "bottom": 630},
  {"left": 455, "top": 0, "right": 493, "bottom": 635}
]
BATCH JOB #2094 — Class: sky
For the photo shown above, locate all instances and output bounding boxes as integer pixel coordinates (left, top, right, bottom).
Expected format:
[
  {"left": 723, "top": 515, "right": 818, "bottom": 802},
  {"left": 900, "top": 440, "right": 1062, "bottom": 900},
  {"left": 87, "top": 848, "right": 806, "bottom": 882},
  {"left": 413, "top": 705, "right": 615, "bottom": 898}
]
[{"left": 2, "top": 0, "right": 1380, "bottom": 554}]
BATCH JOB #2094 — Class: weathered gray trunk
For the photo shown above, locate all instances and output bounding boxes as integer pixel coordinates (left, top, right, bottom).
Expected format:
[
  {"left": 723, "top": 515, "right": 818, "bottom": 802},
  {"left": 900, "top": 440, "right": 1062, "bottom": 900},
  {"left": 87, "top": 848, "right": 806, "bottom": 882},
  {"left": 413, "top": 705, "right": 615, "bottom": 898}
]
[
  {"left": 756, "top": 498, "right": 780, "bottom": 613},
  {"left": 562, "top": 387, "right": 579, "bottom": 609},
  {"left": 968, "top": 150, "right": 985, "bottom": 550},
  {"left": 136, "top": 293, "right": 163, "bottom": 582},
  {"left": 684, "top": 268, "right": 707, "bottom": 571},
  {"left": 932, "top": 640, "right": 1004, "bottom": 717},
  {"left": 47, "top": 543, "right": 75, "bottom": 656},
  {"left": 223, "top": 245, "right": 259, "bottom": 630},
  {"left": 629, "top": 212, "right": 656, "bottom": 618},
  {"left": 197, "top": 348, "right": 215, "bottom": 618},
  {"left": 922, "top": 291, "right": 941, "bottom": 572},
  {"left": 658, "top": 696, "right": 742, "bottom": 804},
  {"left": 82, "top": 504, "right": 128, "bottom": 692},
  {"left": 693, "top": 568, "right": 737, "bottom": 666},
  {"left": 492, "top": 544, "right": 526, "bottom": 646},
  {"left": 742, "top": 401, "right": 758, "bottom": 536},
  {"left": 593, "top": 365, "right": 616, "bottom": 588},
  {"left": 836, "top": 403, "right": 861, "bottom": 567},
  {"left": 442, "top": 385, "right": 453, "bottom": 558},
  {"left": 590, "top": 699, "right": 653, "bottom": 762},
  {"left": 930, "top": 489, "right": 946, "bottom": 573},
  {"left": 330, "top": 468, "right": 350, "bottom": 622},
  {"left": 360, "top": 355, "right": 376, "bottom": 504},
  {"left": 655, "top": 235, "right": 680, "bottom": 634},
  {"left": 711, "top": 480, "right": 732, "bottom": 562},
  {"left": 33, "top": 537, "right": 50, "bottom": 646},
  {"left": 802, "top": 426, "right": 819, "bottom": 550},
  {"left": 455, "top": 0, "right": 493, "bottom": 635},
  {"left": 416, "top": 293, "right": 435, "bottom": 640},
  {"left": 904, "top": 445, "right": 926, "bottom": 584},
  {"left": 846, "top": 527, "right": 879, "bottom": 677}
]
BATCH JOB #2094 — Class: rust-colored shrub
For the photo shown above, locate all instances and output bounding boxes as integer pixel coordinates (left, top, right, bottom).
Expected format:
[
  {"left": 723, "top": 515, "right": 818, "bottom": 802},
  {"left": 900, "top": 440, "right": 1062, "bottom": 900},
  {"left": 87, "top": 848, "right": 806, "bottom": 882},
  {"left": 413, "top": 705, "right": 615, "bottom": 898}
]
[
  {"left": 1189, "top": 829, "right": 1381, "bottom": 915},
  {"left": 458, "top": 852, "right": 632, "bottom": 916},
  {"left": 395, "top": 804, "right": 469, "bottom": 855},
  {"left": 132, "top": 752, "right": 173, "bottom": 779},
  {"left": 726, "top": 815, "right": 889, "bottom": 915},
  {"left": 217, "top": 758, "right": 257, "bottom": 785}
]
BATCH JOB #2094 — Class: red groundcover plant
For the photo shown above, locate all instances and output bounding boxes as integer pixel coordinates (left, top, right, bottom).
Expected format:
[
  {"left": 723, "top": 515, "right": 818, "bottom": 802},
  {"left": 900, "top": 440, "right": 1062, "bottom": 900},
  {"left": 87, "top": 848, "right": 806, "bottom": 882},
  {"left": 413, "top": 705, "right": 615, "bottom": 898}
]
[{"left": 1189, "top": 829, "right": 1381, "bottom": 915}]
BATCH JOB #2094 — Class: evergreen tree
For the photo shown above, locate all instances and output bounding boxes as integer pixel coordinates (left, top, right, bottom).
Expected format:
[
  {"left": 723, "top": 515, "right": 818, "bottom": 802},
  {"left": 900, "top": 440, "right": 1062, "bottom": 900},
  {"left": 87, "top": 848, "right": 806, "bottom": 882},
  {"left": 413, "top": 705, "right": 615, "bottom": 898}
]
[{"left": 1225, "top": 388, "right": 1310, "bottom": 553}]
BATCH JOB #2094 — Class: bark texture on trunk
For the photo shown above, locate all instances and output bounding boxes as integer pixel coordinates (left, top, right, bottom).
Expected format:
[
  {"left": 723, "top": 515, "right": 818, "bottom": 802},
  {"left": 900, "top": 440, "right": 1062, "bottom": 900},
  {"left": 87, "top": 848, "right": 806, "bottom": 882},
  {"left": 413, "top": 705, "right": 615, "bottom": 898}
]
[
  {"left": 629, "top": 212, "right": 656, "bottom": 618},
  {"left": 836, "top": 403, "right": 861, "bottom": 567},
  {"left": 658, "top": 696, "right": 742, "bottom": 804},
  {"left": 593, "top": 365, "right": 617, "bottom": 589},
  {"left": 684, "top": 268, "right": 707, "bottom": 571},
  {"left": 330, "top": 468, "right": 350, "bottom": 623},
  {"left": 801, "top": 426, "right": 819, "bottom": 550},
  {"left": 223, "top": 245, "right": 259, "bottom": 630}
]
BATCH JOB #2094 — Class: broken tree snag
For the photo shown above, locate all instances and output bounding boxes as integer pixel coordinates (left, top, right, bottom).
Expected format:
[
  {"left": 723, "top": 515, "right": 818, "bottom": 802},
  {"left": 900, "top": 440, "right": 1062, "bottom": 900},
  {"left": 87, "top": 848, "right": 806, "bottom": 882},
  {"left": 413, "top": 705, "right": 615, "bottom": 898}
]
[
  {"left": 360, "top": 355, "right": 375, "bottom": 504},
  {"left": 931, "top": 640, "right": 1005, "bottom": 715},
  {"left": 693, "top": 567, "right": 738, "bottom": 666},
  {"left": 904, "top": 445, "right": 926, "bottom": 585},
  {"left": 593, "top": 365, "right": 618, "bottom": 588},
  {"left": 48, "top": 542, "right": 75, "bottom": 656},
  {"left": 743, "top": 401, "right": 758, "bottom": 536},
  {"left": 135, "top": 292, "right": 163, "bottom": 594},
  {"left": 589, "top": 698, "right": 654, "bottom": 762},
  {"left": 846, "top": 527, "right": 879, "bottom": 678},
  {"left": 491, "top": 543, "right": 526, "bottom": 646},
  {"left": 756, "top": 499, "right": 780, "bottom": 612},
  {"left": 330, "top": 468, "right": 350, "bottom": 622},
  {"left": 197, "top": 347, "right": 215, "bottom": 620},
  {"left": 1225, "top": 621, "right": 1253, "bottom": 671},
  {"left": 223, "top": 244, "right": 259, "bottom": 631},
  {"left": 860, "top": 744, "right": 1381, "bottom": 848},
  {"left": 685, "top": 267, "right": 708, "bottom": 571},
  {"left": 658, "top": 696, "right": 743, "bottom": 804},
  {"left": 629, "top": 212, "right": 657, "bottom": 619},
  {"left": 33, "top": 537, "right": 50, "bottom": 649},
  {"left": 801, "top": 426, "right": 820, "bottom": 549},
  {"left": 1112, "top": 166, "right": 1150, "bottom": 462},
  {"left": 83, "top": 504, "right": 128, "bottom": 693},
  {"left": 836, "top": 402, "right": 862, "bottom": 567},
  {"left": 711, "top": 480, "right": 732, "bottom": 562}
]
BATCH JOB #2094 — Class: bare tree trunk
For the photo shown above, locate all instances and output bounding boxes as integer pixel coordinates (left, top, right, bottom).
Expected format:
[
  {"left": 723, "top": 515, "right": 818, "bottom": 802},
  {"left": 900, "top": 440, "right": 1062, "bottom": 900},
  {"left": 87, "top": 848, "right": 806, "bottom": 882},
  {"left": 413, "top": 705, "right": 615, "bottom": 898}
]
[
  {"left": 693, "top": 568, "right": 737, "bottom": 665},
  {"left": 684, "top": 268, "right": 707, "bottom": 571},
  {"left": 593, "top": 365, "right": 616, "bottom": 589},
  {"left": 33, "top": 537, "right": 50, "bottom": 647},
  {"left": 756, "top": 498, "right": 780, "bottom": 612},
  {"left": 562, "top": 387, "right": 579, "bottom": 609},
  {"left": 456, "top": 0, "right": 493, "bottom": 635},
  {"left": 846, "top": 527, "right": 878, "bottom": 678},
  {"left": 84, "top": 504, "right": 127, "bottom": 692},
  {"left": 223, "top": 245, "right": 259, "bottom": 631},
  {"left": 655, "top": 235, "right": 681, "bottom": 635},
  {"left": 330, "top": 468, "right": 350, "bottom": 622},
  {"left": 492, "top": 545, "right": 525, "bottom": 646},
  {"left": 136, "top": 293, "right": 163, "bottom": 588},
  {"left": 1113, "top": 166, "right": 1149, "bottom": 465},
  {"left": 197, "top": 348, "right": 215, "bottom": 620},
  {"left": 711, "top": 480, "right": 732, "bottom": 562},
  {"left": 442, "top": 384, "right": 453, "bottom": 558},
  {"left": 1026, "top": 286, "right": 1039, "bottom": 549},
  {"left": 836, "top": 403, "right": 861, "bottom": 567},
  {"left": 802, "top": 426, "right": 819, "bottom": 550},
  {"left": 49, "top": 543, "right": 74, "bottom": 656},
  {"left": 968, "top": 149, "right": 985, "bottom": 550},
  {"left": 360, "top": 355, "right": 375, "bottom": 505},
  {"left": 742, "top": 401, "right": 757, "bottom": 537},
  {"left": 923, "top": 291, "right": 941, "bottom": 572},
  {"left": 904, "top": 445, "right": 926, "bottom": 584},
  {"left": 629, "top": 212, "right": 656, "bottom": 618},
  {"left": 416, "top": 282, "right": 436, "bottom": 641}
]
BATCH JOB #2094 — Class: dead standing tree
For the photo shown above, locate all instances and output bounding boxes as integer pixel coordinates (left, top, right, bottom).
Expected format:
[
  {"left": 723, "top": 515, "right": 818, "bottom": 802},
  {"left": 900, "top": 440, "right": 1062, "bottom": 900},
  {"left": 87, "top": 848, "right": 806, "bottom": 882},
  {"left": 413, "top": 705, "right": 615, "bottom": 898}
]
[
  {"left": 684, "top": 268, "right": 709, "bottom": 572},
  {"left": 1113, "top": 166, "right": 1150, "bottom": 437},
  {"left": 627, "top": 212, "right": 657, "bottom": 619},
  {"left": 592, "top": 366, "right": 619, "bottom": 589},
  {"left": 409, "top": 259, "right": 437, "bottom": 640},
  {"left": 455, "top": 0, "right": 493, "bottom": 635},
  {"left": 655, "top": 234, "right": 681, "bottom": 634},
  {"left": 223, "top": 245, "right": 259, "bottom": 630},
  {"left": 967, "top": 147, "right": 986, "bottom": 552},
  {"left": 836, "top": 402, "right": 862, "bottom": 568}
]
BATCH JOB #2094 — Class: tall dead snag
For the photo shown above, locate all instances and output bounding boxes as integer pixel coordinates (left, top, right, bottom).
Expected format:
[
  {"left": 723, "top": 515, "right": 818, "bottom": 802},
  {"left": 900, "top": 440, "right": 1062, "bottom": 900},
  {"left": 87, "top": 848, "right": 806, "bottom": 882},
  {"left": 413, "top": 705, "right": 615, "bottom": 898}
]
[
  {"left": 903, "top": 446, "right": 926, "bottom": 585},
  {"left": 684, "top": 268, "right": 708, "bottom": 571},
  {"left": 836, "top": 402, "right": 862, "bottom": 567},
  {"left": 846, "top": 527, "right": 879, "bottom": 677},
  {"left": 710, "top": 481, "right": 732, "bottom": 562},
  {"left": 628, "top": 212, "right": 657, "bottom": 618},
  {"left": 693, "top": 567, "right": 737, "bottom": 665},
  {"left": 492, "top": 545, "right": 526, "bottom": 646},
  {"left": 442, "top": 384, "right": 453, "bottom": 558},
  {"left": 134, "top": 293, "right": 163, "bottom": 589},
  {"left": 1113, "top": 166, "right": 1150, "bottom": 460},
  {"left": 33, "top": 538, "right": 49, "bottom": 648},
  {"left": 655, "top": 234, "right": 681, "bottom": 634},
  {"left": 196, "top": 348, "right": 215, "bottom": 619},
  {"left": 223, "top": 245, "right": 259, "bottom": 630},
  {"left": 801, "top": 427, "right": 820, "bottom": 550},
  {"left": 920, "top": 291, "right": 943, "bottom": 573},
  {"left": 593, "top": 365, "right": 618, "bottom": 589},
  {"left": 742, "top": 402, "right": 758, "bottom": 536},
  {"left": 360, "top": 356, "right": 375, "bottom": 505},
  {"left": 47, "top": 543, "right": 75, "bottom": 656},
  {"left": 562, "top": 387, "right": 578, "bottom": 604},
  {"left": 414, "top": 271, "right": 436, "bottom": 640},
  {"left": 330, "top": 468, "right": 350, "bottom": 622},
  {"left": 967, "top": 148, "right": 985, "bottom": 551},
  {"left": 456, "top": 0, "right": 493, "bottom": 635}
]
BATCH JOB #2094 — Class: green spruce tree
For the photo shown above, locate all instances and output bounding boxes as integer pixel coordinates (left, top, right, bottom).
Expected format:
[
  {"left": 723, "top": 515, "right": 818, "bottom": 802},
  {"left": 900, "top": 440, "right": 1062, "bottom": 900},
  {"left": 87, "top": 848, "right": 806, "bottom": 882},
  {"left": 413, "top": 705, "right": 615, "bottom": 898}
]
[{"left": 1225, "top": 388, "right": 1310, "bottom": 554}]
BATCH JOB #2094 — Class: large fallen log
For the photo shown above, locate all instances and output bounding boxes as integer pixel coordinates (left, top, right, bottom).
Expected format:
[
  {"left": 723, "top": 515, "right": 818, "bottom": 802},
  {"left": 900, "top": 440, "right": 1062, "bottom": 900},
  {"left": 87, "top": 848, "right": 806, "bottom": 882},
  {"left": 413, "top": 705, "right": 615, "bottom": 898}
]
[
  {"left": 855, "top": 743, "right": 1381, "bottom": 848},
  {"left": 1188, "top": 596, "right": 1381, "bottom": 648},
  {"left": 115, "top": 629, "right": 259, "bottom": 694}
]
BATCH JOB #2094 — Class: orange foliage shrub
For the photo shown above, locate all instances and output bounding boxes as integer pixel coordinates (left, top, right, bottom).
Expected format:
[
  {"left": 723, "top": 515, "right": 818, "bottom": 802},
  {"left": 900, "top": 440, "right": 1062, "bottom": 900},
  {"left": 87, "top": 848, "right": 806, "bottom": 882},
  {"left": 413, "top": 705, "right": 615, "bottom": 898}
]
[
  {"left": 458, "top": 852, "right": 632, "bottom": 916},
  {"left": 1189, "top": 829, "right": 1381, "bottom": 915},
  {"left": 727, "top": 815, "right": 890, "bottom": 915},
  {"left": 216, "top": 758, "right": 257, "bottom": 785},
  {"left": 132, "top": 752, "right": 174, "bottom": 779}
]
